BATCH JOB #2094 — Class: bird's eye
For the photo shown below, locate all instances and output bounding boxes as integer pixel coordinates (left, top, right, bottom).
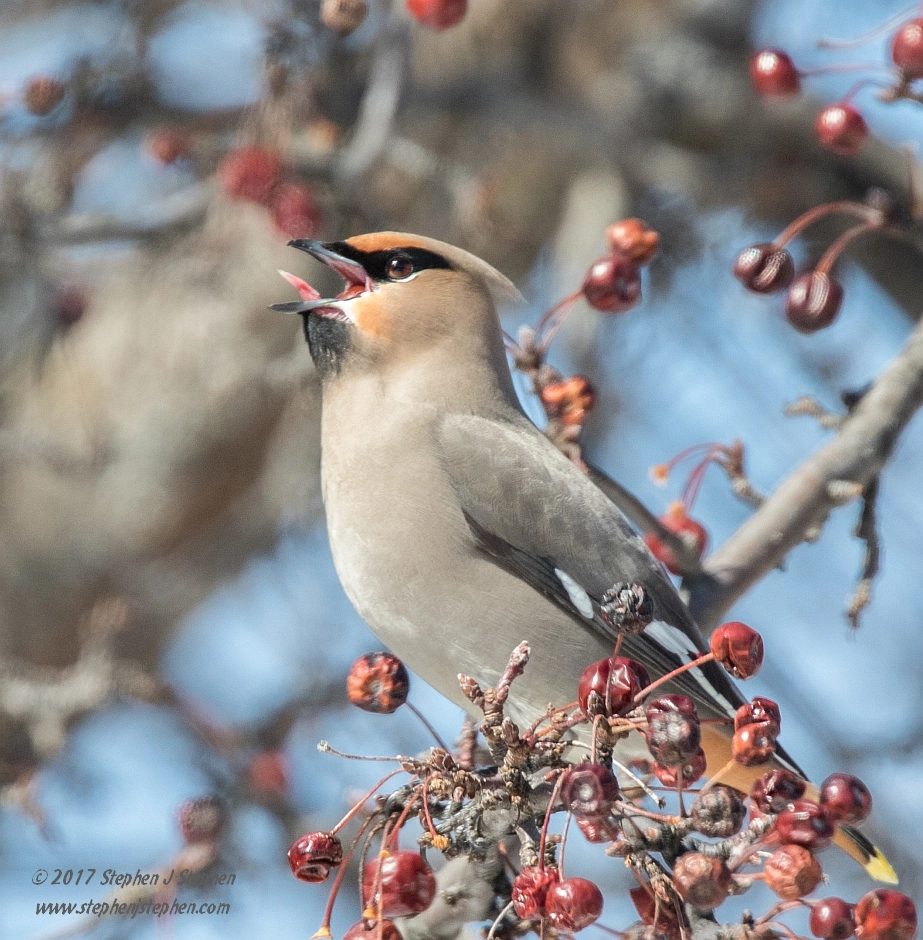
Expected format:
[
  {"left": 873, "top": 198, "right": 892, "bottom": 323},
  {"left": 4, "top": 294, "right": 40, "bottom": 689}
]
[{"left": 386, "top": 255, "right": 415, "bottom": 280}]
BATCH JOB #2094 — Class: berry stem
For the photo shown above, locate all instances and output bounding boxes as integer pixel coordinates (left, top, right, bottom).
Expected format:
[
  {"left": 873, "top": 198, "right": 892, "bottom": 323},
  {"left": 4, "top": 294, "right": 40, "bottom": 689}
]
[
  {"left": 384, "top": 793, "right": 422, "bottom": 850},
  {"left": 799, "top": 63, "right": 892, "bottom": 77},
  {"left": 774, "top": 201, "right": 883, "bottom": 248},
  {"left": 557, "top": 809, "right": 574, "bottom": 876},
  {"left": 815, "top": 218, "right": 886, "bottom": 275},
  {"left": 754, "top": 900, "right": 810, "bottom": 926},
  {"left": 405, "top": 702, "right": 451, "bottom": 751},
  {"left": 818, "top": 5, "right": 920, "bottom": 49},
  {"left": 839, "top": 77, "right": 891, "bottom": 105},
  {"left": 536, "top": 291, "right": 582, "bottom": 351},
  {"left": 632, "top": 653, "right": 716, "bottom": 703},
  {"left": 538, "top": 772, "right": 567, "bottom": 871},
  {"left": 487, "top": 901, "right": 516, "bottom": 940},
  {"left": 313, "top": 814, "right": 376, "bottom": 939},
  {"left": 696, "top": 757, "right": 737, "bottom": 798},
  {"left": 330, "top": 768, "right": 405, "bottom": 835}
]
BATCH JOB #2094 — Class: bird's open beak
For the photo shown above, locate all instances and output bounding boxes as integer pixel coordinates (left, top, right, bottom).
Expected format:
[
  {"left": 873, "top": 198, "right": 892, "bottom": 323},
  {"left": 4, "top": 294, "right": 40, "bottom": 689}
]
[{"left": 269, "top": 240, "right": 372, "bottom": 322}]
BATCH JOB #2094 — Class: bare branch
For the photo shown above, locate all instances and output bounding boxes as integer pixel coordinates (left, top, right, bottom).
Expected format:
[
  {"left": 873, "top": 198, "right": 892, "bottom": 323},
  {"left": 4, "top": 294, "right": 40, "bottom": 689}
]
[
  {"left": 689, "top": 315, "right": 923, "bottom": 630},
  {"left": 847, "top": 476, "right": 881, "bottom": 629}
]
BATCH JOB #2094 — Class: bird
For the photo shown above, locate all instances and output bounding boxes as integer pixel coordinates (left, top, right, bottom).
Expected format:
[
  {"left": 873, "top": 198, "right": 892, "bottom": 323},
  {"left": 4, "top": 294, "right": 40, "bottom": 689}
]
[{"left": 272, "top": 231, "right": 895, "bottom": 884}]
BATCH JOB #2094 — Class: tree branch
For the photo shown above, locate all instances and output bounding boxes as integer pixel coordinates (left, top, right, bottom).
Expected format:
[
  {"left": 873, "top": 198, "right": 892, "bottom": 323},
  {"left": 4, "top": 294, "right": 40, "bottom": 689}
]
[{"left": 688, "top": 314, "right": 923, "bottom": 631}]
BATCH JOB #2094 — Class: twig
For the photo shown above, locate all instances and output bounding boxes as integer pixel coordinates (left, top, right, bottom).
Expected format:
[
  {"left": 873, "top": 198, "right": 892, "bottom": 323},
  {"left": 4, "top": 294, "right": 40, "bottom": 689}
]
[{"left": 847, "top": 476, "right": 881, "bottom": 629}]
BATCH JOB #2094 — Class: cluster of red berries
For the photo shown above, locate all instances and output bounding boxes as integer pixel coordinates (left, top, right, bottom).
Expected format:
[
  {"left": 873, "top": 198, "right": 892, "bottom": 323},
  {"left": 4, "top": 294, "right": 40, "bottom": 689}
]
[
  {"left": 286, "top": 634, "right": 915, "bottom": 940},
  {"left": 216, "top": 146, "right": 321, "bottom": 240},
  {"left": 750, "top": 14, "right": 923, "bottom": 158},
  {"left": 735, "top": 197, "right": 888, "bottom": 333},
  {"left": 582, "top": 217, "right": 658, "bottom": 314}
]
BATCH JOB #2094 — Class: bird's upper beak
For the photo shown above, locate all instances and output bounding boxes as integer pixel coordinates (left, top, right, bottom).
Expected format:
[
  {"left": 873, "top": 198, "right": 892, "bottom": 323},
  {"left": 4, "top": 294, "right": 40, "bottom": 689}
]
[{"left": 270, "top": 240, "right": 373, "bottom": 322}]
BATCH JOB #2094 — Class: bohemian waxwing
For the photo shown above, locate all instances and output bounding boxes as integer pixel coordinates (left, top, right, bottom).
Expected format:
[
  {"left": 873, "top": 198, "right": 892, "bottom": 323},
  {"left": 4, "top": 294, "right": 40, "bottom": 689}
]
[{"left": 273, "top": 232, "right": 894, "bottom": 883}]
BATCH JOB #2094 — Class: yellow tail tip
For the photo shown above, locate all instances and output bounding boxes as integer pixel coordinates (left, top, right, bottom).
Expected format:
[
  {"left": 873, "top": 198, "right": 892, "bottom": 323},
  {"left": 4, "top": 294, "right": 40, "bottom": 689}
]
[{"left": 866, "top": 848, "right": 899, "bottom": 886}]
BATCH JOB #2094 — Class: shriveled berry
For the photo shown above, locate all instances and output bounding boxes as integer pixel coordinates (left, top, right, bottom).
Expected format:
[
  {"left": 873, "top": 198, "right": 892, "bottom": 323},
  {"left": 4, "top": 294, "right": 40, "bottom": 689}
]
[
  {"left": 764, "top": 844, "right": 823, "bottom": 900},
  {"left": 512, "top": 866, "right": 558, "bottom": 919},
  {"left": 582, "top": 253, "right": 642, "bottom": 313},
  {"left": 24, "top": 75, "right": 65, "bottom": 115},
  {"left": 735, "top": 697, "right": 781, "bottom": 735},
  {"left": 690, "top": 785, "right": 746, "bottom": 838},
  {"left": 599, "top": 582, "right": 654, "bottom": 635},
  {"left": 546, "top": 877, "right": 604, "bottom": 931},
  {"left": 406, "top": 0, "right": 467, "bottom": 29},
  {"left": 218, "top": 146, "right": 283, "bottom": 205},
  {"left": 644, "top": 504, "right": 709, "bottom": 575},
  {"left": 347, "top": 652, "right": 410, "bottom": 714},
  {"left": 654, "top": 747, "right": 706, "bottom": 788},
  {"left": 820, "top": 773, "right": 872, "bottom": 824},
  {"left": 363, "top": 851, "right": 436, "bottom": 917},
  {"left": 733, "top": 723, "right": 776, "bottom": 766},
  {"left": 540, "top": 375, "right": 595, "bottom": 426},
  {"left": 271, "top": 183, "right": 321, "bottom": 240},
  {"left": 320, "top": 0, "right": 368, "bottom": 36},
  {"left": 288, "top": 831, "right": 343, "bottom": 883},
  {"left": 645, "top": 696, "right": 702, "bottom": 767},
  {"left": 178, "top": 796, "right": 227, "bottom": 844},
  {"left": 750, "top": 49, "right": 801, "bottom": 98},
  {"left": 815, "top": 104, "right": 868, "bottom": 157},
  {"left": 630, "top": 885, "right": 683, "bottom": 940},
  {"left": 562, "top": 763, "right": 620, "bottom": 819},
  {"left": 892, "top": 19, "right": 923, "bottom": 80},
  {"left": 710, "top": 621, "right": 763, "bottom": 679},
  {"left": 786, "top": 271, "right": 844, "bottom": 333},
  {"left": 606, "top": 218, "right": 659, "bottom": 265},
  {"left": 811, "top": 898, "right": 857, "bottom": 940},
  {"left": 146, "top": 128, "right": 191, "bottom": 165},
  {"left": 672, "top": 852, "right": 731, "bottom": 911},
  {"left": 343, "top": 919, "right": 402, "bottom": 940},
  {"left": 576, "top": 816, "right": 615, "bottom": 843},
  {"left": 578, "top": 656, "right": 650, "bottom": 718},
  {"left": 776, "top": 800, "right": 836, "bottom": 850},
  {"left": 855, "top": 890, "right": 917, "bottom": 940},
  {"left": 750, "top": 769, "right": 807, "bottom": 814},
  {"left": 734, "top": 243, "right": 795, "bottom": 293}
]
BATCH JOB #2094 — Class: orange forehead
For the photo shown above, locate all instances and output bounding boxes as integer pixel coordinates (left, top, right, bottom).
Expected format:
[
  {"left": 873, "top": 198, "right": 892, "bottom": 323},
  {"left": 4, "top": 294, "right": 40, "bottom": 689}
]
[{"left": 344, "top": 232, "right": 438, "bottom": 254}]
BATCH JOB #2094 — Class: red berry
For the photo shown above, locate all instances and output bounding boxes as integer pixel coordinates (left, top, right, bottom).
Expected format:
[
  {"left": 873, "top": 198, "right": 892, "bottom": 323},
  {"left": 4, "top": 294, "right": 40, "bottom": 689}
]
[
  {"left": 546, "top": 877, "right": 604, "bottom": 932},
  {"left": 218, "top": 146, "right": 283, "bottom": 205},
  {"left": 644, "top": 504, "right": 709, "bottom": 575},
  {"left": 146, "top": 128, "right": 191, "bottom": 165},
  {"left": 892, "top": 19, "right": 923, "bottom": 80},
  {"left": 750, "top": 49, "right": 801, "bottom": 98},
  {"left": 732, "top": 723, "right": 776, "bottom": 766},
  {"left": 855, "top": 890, "right": 917, "bottom": 940},
  {"left": 812, "top": 898, "right": 857, "bottom": 940},
  {"left": 630, "top": 885, "right": 683, "bottom": 940},
  {"left": 540, "top": 375, "right": 596, "bottom": 426},
  {"left": 561, "top": 763, "right": 620, "bottom": 819},
  {"left": 734, "top": 242, "right": 795, "bottom": 293},
  {"left": 776, "top": 800, "right": 836, "bottom": 850},
  {"left": 786, "top": 271, "right": 844, "bottom": 333},
  {"left": 363, "top": 852, "right": 436, "bottom": 917},
  {"left": 24, "top": 75, "right": 65, "bottom": 115},
  {"left": 271, "top": 183, "right": 321, "bottom": 240},
  {"left": 582, "top": 253, "right": 642, "bottom": 313},
  {"left": 178, "top": 796, "right": 227, "bottom": 844},
  {"left": 406, "top": 0, "right": 467, "bottom": 30},
  {"left": 247, "top": 750, "right": 290, "bottom": 797},
  {"left": 710, "top": 621, "right": 764, "bottom": 679},
  {"left": 606, "top": 218, "right": 659, "bottom": 265},
  {"left": 820, "top": 773, "right": 872, "bottom": 824},
  {"left": 815, "top": 104, "right": 868, "bottom": 157},
  {"left": 578, "top": 656, "right": 650, "bottom": 718},
  {"left": 347, "top": 652, "right": 410, "bottom": 714},
  {"left": 765, "top": 844, "right": 823, "bottom": 900},
  {"left": 750, "top": 769, "right": 807, "bottom": 814},
  {"left": 672, "top": 852, "right": 731, "bottom": 912},
  {"left": 735, "top": 697, "right": 781, "bottom": 734},
  {"left": 653, "top": 747, "right": 706, "bottom": 788},
  {"left": 288, "top": 831, "right": 343, "bottom": 883},
  {"left": 511, "top": 866, "right": 558, "bottom": 919},
  {"left": 343, "top": 920, "right": 402, "bottom": 940}
]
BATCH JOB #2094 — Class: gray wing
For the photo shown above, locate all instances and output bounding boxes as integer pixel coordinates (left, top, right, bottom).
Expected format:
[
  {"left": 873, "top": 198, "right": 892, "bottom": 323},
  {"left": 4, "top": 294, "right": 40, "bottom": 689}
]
[{"left": 437, "top": 412, "right": 748, "bottom": 723}]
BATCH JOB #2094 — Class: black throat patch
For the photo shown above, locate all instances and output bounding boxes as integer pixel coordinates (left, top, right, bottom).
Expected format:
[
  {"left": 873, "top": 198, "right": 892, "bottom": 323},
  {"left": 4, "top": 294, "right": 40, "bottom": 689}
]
[{"left": 305, "top": 314, "right": 351, "bottom": 378}]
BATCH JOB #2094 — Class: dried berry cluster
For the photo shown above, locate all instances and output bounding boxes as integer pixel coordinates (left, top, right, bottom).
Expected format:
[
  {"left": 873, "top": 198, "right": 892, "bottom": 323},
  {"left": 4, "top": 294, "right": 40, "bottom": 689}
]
[{"left": 286, "top": 625, "right": 915, "bottom": 940}]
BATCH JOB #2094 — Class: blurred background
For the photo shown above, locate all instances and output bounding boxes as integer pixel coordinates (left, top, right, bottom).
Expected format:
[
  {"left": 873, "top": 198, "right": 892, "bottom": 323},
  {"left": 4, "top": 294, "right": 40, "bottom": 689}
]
[{"left": 1, "top": 0, "right": 923, "bottom": 937}]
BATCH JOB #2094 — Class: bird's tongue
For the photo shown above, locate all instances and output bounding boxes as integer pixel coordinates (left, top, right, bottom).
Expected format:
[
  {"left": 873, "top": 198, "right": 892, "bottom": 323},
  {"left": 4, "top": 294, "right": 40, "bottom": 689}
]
[
  {"left": 278, "top": 270, "right": 321, "bottom": 301},
  {"left": 336, "top": 282, "right": 367, "bottom": 301}
]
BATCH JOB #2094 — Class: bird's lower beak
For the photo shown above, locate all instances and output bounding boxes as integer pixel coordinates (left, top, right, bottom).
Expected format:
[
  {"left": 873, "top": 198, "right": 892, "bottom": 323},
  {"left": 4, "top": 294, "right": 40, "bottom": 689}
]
[{"left": 269, "top": 240, "right": 372, "bottom": 323}]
